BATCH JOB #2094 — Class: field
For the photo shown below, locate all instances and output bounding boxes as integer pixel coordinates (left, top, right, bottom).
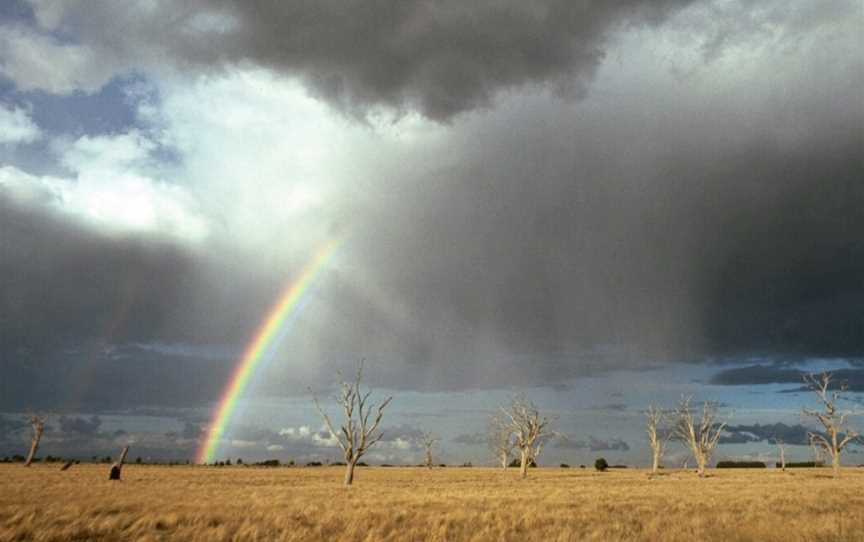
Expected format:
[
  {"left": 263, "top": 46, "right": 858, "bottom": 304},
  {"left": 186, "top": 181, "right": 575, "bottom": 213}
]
[{"left": 1, "top": 464, "right": 863, "bottom": 541}]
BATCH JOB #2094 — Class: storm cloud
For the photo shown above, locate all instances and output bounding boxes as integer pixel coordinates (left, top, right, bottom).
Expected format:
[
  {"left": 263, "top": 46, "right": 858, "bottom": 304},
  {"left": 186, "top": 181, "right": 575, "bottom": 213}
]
[
  {"left": 0, "top": 0, "right": 862, "bottom": 460},
  {"left": 9, "top": 0, "right": 696, "bottom": 120}
]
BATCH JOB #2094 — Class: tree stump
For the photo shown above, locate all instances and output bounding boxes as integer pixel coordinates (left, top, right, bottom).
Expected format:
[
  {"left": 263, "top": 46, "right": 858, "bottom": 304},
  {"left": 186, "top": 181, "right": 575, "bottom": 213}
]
[
  {"left": 108, "top": 445, "right": 130, "bottom": 480},
  {"left": 60, "top": 460, "right": 74, "bottom": 471}
]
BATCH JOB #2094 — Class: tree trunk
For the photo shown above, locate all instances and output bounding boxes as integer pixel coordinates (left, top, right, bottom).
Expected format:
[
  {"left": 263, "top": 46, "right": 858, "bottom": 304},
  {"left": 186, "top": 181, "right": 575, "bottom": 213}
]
[
  {"left": 831, "top": 451, "right": 840, "bottom": 478},
  {"left": 109, "top": 445, "right": 130, "bottom": 481},
  {"left": 501, "top": 452, "right": 508, "bottom": 469},
  {"left": 344, "top": 459, "right": 356, "bottom": 486},
  {"left": 651, "top": 449, "right": 660, "bottom": 474},
  {"left": 519, "top": 449, "right": 528, "bottom": 478},
  {"left": 24, "top": 438, "right": 40, "bottom": 467},
  {"left": 696, "top": 453, "right": 707, "bottom": 478},
  {"left": 426, "top": 450, "right": 433, "bottom": 470}
]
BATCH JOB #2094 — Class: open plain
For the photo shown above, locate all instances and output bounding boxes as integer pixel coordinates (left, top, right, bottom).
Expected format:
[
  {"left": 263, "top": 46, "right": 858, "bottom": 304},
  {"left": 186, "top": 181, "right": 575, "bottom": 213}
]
[{"left": 1, "top": 464, "right": 862, "bottom": 541}]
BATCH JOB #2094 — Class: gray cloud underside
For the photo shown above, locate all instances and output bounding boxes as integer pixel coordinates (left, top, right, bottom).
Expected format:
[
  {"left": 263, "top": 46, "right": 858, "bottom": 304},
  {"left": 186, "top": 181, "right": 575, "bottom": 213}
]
[
  {"left": 0, "top": 0, "right": 862, "bottom": 407},
  {"left": 556, "top": 436, "right": 630, "bottom": 452},
  {"left": 720, "top": 422, "right": 862, "bottom": 448},
  {"left": 711, "top": 365, "right": 864, "bottom": 392},
  {"left": 19, "top": 0, "right": 695, "bottom": 120}
]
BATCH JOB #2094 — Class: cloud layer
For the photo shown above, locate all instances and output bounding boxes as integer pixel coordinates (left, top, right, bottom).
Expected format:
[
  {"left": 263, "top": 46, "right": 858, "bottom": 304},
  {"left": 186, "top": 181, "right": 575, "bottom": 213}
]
[{"left": 0, "top": 0, "right": 861, "bottom": 465}]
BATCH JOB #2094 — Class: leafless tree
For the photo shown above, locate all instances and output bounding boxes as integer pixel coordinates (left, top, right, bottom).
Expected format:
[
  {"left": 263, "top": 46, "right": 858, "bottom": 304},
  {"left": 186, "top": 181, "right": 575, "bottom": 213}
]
[
  {"left": 24, "top": 413, "right": 47, "bottom": 467},
  {"left": 646, "top": 405, "right": 672, "bottom": 475},
  {"left": 421, "top": 432, "right": 439, "bottom": 469},
  {"left": 487, "top": 414, "right": 516, "bottom": 469},
  {"left": 312, "top": 361, "right": 393, "bottom": 486},
  {"left": 501, "top": 395, "right": 554, "bottom": 478},
  {"left": 774, "top": 438, "right": 787, "bottom": 472},
  {"left": 801, "top": 372, "right": 861, "bottom": 478},
  {"left": 674, "top": 396, "right": 726, "bottom": 478}
]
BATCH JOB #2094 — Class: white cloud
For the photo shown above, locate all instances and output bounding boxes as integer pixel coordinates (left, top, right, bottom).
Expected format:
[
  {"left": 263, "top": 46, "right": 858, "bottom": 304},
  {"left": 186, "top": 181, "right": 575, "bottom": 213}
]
[
  {"left": 0, "top": 129, "right": 209, "bottom": 243},
  {"left": 0, "top": 104, "right": 41, "bottom": 144},
  {"left": 0, "top": 24, "right": 120, "bottom": 94}
]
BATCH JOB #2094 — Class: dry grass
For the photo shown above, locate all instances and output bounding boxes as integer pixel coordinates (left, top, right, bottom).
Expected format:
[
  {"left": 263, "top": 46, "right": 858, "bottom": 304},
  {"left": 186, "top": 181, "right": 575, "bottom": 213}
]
[{"left": 1, "top": 464, "right": 862, "bottom": 541}]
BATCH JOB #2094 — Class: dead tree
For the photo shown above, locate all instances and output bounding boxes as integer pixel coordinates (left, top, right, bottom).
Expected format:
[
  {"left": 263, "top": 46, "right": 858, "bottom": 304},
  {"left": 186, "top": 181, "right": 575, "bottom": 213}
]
[
  {"left": 501, "top": 395, "right": 554, "bottom": 479},
  {"left": 422, "top": 432, "right": 439, "bottom": 469},
  {"left": 674, "top": 396, "right": 726, "bottom": 478},
  {"left": 487, "top": 414, "right": 516, "bottom": 469},
  {"left": 108, "top": 445, "right": 130, "bottom": 480},
  {"left": 774, "top": 438, "right": 787, "bottom": 472},
  {"left": 24, "top": 413, "right": 47, "bottom": 467},
  {"left": 802, "top": 372, "right": 861, "bottom": 478},
  {"left": 646, "top": 405, "right": 672, "bottom": 475},
  {"left": 313, "top": 361, "right": 392, "bottom": 486}
]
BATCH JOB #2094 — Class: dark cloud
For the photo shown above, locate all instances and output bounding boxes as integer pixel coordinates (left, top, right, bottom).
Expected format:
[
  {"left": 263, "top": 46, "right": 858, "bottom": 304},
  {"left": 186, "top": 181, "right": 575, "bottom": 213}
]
[
  {"left": 556, "top": 436, "right": 630, "bottom": 452},
  {"left": 711, "top": 365, "right": 864, "bottom": 392},
  {"left": 25, "top": 0, "right": 695, "bottom": 121},
  {"left": 57, "top": 415, "right": 102, "bottom": 435},
  {"left": 0, "top": 0, "right": 861, "bottom": 410},
  {"left": 0, "top": 415, "right": 27, "bottom": 442},
  {"left": 720, "top": 422, "right": 862, "bottom": 448},
  {"left": 720, "top": 423, "right": 812, "bottom": 445}
]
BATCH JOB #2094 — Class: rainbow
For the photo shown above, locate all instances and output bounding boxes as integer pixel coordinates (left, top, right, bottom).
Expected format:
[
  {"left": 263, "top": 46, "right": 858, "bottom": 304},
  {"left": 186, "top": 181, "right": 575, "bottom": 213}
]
[{"left": 196, "top": 239, "right": 341, "bottom": 464}]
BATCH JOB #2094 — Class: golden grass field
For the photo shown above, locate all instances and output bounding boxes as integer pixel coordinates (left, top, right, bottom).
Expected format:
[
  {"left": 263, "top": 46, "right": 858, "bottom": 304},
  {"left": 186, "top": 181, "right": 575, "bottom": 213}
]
[{"left": 1, "top": 464, "right": 863, "bottom": 542}]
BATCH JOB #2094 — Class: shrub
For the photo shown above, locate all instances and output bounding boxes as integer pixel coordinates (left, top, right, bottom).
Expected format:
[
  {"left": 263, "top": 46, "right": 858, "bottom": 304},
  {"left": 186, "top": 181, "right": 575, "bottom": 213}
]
[
  {"left": 305, "top": 461, "right": 323, "bottom": 467},
  {"left": 560, "top": 463, "right": 570, "bottom": 468},
  {"left": 595, "top": 458, "right": 609, "bottom": 471},
  {"left": 716, "top": 461, "right": 766, "bottom": 468},
  {"left": 508, "top": 458, "right": 537, "bottom": 468}
]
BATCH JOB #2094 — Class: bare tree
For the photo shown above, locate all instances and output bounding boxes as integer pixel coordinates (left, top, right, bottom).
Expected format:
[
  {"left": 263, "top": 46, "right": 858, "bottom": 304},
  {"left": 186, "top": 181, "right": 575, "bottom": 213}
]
[
  {"left": 674, "top": 396, "right": 726, "bottom": 478},
  {"left": 501, "top": 395, "right": 554, "bottom": 478},
  {"left": 802, "top": 372, "right": 861, "bottom": 478},
  {"left": 487, "top": 414, "right": 516, "bottom": 469},
  {"left": 312, "top": 361, "right": 393, "bottom": 486},
  {"left": 421, "top": 432, "right": 439, "bottom": 469},
  {"left": 24, "top": 413, "right": 47, "bottom": 467},
  {"left": 646, "top": 405, "right": 672, "bottom": 475},
  {"left": 774, "top": 438, "right": 786, "bottom": 472}
]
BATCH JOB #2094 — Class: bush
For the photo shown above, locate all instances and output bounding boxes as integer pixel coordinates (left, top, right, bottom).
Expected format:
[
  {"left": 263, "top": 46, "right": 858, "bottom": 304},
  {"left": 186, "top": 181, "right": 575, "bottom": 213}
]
[
  {"left": 716, "top": 461, "right": 766, "bottom": 468},
  {"left": 595, "top": 458, "right": 609, "bottom": 471},
  {"left": 305, "top": 461, "right": 323, "bottom": 467},
  {"left": 610, "top": 464, "right": 628, "bottom": 469},
  {"left": 560, "top": 463, "right": 570, "bottom": 468},
  {"left": 508, "top": 458, "right": 537, "bottom": 468}
]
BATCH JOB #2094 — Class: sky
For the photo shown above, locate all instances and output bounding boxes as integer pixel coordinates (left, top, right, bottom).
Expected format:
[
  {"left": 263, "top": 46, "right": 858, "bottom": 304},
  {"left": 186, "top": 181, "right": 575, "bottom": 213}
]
[{"left": 1, "top": 0, "right": 862, "bottom": 466}]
